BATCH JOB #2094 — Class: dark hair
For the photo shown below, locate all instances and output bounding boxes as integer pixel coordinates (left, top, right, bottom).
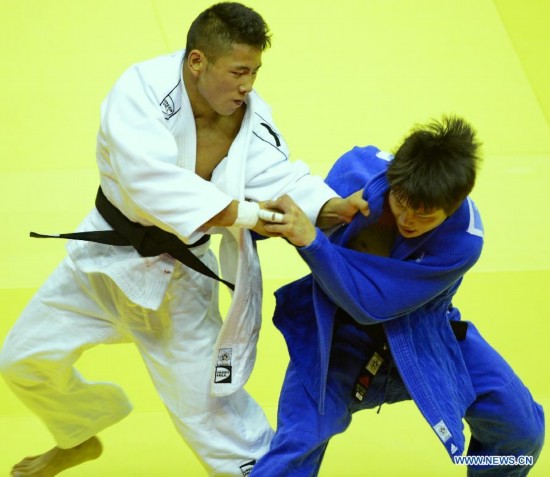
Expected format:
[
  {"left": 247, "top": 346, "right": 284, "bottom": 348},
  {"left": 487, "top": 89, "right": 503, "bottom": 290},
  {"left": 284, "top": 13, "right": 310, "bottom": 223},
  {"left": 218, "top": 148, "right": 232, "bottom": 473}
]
[
  {"left": 386, "top": 115, "right": 481, "bottom": 215},
  {"left": 184, "top": 2, "right": 271, "bottom": 61}
]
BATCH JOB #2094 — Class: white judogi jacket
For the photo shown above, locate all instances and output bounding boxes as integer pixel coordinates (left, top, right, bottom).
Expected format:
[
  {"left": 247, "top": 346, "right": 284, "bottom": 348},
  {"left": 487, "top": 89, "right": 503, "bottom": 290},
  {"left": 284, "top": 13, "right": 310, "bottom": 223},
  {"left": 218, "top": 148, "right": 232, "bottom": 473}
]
[{"left": 67, "top": 50, "right": 338, "bottom": 395}]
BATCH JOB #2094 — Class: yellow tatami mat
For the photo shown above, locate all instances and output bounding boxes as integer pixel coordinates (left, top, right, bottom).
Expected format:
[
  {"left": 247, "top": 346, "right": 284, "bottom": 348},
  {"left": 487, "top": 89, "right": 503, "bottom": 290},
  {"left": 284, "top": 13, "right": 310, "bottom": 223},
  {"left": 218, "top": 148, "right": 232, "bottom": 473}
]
[{"left": 1, "top": 0, "right": 549, "bottom": 475}]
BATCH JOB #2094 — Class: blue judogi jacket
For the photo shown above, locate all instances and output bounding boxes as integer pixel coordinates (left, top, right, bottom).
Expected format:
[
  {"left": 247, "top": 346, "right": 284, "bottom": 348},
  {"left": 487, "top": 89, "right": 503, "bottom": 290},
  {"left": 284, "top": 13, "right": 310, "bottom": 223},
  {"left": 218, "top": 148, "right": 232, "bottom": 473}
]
[{"left": 273, "top": 146, "right": 484, "bottom": 459}]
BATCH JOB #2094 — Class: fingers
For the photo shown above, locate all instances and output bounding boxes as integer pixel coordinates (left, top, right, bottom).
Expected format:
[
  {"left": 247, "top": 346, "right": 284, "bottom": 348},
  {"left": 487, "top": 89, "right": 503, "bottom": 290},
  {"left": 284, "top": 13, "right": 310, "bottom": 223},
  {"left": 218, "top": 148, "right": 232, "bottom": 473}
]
[
  {"left": 264, "top": 194, "right": 295, "bottom": 210},
  {"left": 259, "top": 209, "right": 284, "bottom": 223},
  {"left": 260, "top": 195, "right": 296, "bottom": 223},
  {"left": 263, "top": 199, "right": 278, "bottom": 209},
  {"left": 358, "top": 200, "right": 370, "bottom": 216},
  {"left": 348, "top": 189, "right": 370, "bottom": 217}
]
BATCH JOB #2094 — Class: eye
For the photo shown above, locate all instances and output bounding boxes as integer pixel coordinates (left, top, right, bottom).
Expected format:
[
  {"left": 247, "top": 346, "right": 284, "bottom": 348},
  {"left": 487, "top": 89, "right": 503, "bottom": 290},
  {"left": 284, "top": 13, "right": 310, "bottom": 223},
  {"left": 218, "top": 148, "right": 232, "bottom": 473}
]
[
  {"left": 231, "top": 71, "right": 244, "bottom": 77},
  {"left": 414, "top": 214, "right": 436, "bottom": 223},
  {"left": 394, "top": 199, "right": 406, "bottom": 210}
]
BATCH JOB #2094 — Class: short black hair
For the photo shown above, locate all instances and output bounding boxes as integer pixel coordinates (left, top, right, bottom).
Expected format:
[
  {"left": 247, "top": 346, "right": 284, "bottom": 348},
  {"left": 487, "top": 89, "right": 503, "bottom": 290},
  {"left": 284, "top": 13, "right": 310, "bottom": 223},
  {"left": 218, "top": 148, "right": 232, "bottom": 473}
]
[
  {"left": 387, "top": 115, "right": 482, "bottom": 215},
  {"left": 184, "top": 2, "right": 271, "bottom": 62}
]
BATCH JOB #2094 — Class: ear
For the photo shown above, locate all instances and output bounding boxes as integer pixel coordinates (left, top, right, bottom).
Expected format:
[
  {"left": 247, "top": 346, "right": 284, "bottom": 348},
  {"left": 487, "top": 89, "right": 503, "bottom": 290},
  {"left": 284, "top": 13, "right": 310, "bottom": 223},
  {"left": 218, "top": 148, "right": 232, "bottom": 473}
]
[{"left": 186, "top": 49, "right": 205, "bottom": 77}]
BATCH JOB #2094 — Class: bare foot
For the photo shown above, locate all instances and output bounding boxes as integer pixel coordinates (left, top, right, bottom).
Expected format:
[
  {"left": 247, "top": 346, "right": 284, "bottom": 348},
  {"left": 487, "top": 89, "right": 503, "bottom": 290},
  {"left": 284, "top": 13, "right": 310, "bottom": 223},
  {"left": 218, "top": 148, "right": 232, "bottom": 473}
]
[{"left": 11, "top": 436, "right": 103, "bottom": 476}]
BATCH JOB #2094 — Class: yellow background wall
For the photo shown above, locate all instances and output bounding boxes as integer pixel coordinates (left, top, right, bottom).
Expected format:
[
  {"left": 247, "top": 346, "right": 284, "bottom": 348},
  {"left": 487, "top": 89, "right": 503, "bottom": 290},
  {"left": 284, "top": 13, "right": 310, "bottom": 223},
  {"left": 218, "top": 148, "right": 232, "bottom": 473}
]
[{"left": 1, "top": 1, "right": 548, "bottom": 475}]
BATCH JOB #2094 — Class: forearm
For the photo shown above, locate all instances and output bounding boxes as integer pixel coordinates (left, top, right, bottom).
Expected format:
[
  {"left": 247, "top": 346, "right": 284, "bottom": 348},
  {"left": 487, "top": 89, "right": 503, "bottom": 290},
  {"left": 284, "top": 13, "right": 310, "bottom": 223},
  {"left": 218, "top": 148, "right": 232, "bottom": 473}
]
[
  {"left": 315, "top": 198, "right": 347, "bottom": 229},
  {"left": 200, "top": 200, "right": 239, "bottom": 229},
  {"left": 316, "top": 189, "right": 370, "bottom": 229},
  {"left": 200, "top": 200, "right": 282, "bottom": 235}
]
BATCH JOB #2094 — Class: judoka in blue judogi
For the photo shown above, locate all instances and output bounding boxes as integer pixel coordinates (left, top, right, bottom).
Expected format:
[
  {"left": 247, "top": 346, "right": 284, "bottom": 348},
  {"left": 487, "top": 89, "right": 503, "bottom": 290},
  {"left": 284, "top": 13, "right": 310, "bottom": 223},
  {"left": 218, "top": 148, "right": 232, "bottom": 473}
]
[{"left": 251, "top": 116, "right": 544, "bottom": 476}]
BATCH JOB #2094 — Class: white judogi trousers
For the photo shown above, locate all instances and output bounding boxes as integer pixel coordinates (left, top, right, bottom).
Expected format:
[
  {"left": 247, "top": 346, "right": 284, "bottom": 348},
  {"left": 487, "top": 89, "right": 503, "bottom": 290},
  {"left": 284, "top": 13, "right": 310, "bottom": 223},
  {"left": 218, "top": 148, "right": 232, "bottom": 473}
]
[{"left": 0, "top": 251, "right": 273, "bottom": 476}]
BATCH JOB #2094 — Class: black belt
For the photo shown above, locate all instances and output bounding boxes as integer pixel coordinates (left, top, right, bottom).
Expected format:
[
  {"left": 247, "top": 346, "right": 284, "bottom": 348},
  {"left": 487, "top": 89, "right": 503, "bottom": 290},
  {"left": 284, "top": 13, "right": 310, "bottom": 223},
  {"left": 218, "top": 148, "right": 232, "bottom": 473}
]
[
  {"left": 30, "top": 187, "right": 235, "bottom": 290},
  {"left": 335, "top": 308, "right": 468, "bottom": 344},
  {"left": 336, "top": 308, "right": 468, "bottom": 403},
  {"left": 335, "top": 308, "right": 387, "bottom": 344}
]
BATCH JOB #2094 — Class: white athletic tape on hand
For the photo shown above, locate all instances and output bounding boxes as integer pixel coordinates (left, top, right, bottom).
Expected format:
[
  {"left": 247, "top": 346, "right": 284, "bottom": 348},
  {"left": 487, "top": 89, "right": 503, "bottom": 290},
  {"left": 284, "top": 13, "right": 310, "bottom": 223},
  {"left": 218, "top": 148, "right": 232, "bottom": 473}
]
[
  {"left": 234, "top": 201, "right": 260, "bottom": 228},
  {"left": 259, "top": 209, "right": 284, "bottom": 223}
]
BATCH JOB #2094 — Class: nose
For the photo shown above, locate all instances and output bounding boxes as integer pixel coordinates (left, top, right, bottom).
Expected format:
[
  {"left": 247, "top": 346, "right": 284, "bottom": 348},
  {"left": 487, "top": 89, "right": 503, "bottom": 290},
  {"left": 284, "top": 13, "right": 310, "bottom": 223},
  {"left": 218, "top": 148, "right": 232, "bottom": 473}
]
[
  {"left": 398, "top": 211, "right": 415, "bottom": 227},
  {"left": 239, "top": 76, "right": 255, "bottom": 95}
]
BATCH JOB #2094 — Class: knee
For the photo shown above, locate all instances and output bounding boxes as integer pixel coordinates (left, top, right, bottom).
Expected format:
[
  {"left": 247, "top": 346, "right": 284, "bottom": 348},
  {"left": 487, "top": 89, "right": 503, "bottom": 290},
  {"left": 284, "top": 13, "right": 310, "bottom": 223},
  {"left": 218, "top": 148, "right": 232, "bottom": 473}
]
[
  {"left": 0, "top": 348, "right": 25, "bottom": 382},
  {"left": 263, "top": 428, "right": 329, "bottom": 471},
  {"left": 519, "top": 402, "right": 545, "bottom": 458},
  {"left": 0, "top": 344, "right": 17, "bottom": 376},
  {"left": 473, "top": 401, "right": 545, "bottom": 461},
  {"left": 0, "top": 344, "right": 48, "bottom": 385},
  {"left": 503, "top": 389, "right": 545, "bottom": 457},
  {"left": 467, "top": 380, "right": 545, "bottom": 460}
]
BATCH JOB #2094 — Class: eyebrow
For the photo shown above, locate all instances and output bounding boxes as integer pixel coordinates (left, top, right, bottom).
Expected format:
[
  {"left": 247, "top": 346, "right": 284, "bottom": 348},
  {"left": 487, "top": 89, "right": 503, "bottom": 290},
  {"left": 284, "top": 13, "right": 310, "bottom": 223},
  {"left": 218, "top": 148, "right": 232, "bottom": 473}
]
[
  {"left": 397, "top": 199, "right": 439, "bottom": 216},
  {"left": 392, "top": 191, "right": 439, "bottom": 215},
  {"left": 233, "top": 64, "right": 262, "bottom": 72},
  {"left": 414, "top": 208, "right": 441, "bottom": 217}
]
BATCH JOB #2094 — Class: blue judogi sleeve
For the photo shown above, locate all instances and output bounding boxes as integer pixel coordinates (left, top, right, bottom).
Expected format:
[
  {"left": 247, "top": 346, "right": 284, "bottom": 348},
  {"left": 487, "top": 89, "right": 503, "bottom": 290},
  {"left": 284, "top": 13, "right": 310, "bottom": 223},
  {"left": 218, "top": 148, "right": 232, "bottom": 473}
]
[{"left": 298, "top": 223, "right": 481, "bottom": 323}]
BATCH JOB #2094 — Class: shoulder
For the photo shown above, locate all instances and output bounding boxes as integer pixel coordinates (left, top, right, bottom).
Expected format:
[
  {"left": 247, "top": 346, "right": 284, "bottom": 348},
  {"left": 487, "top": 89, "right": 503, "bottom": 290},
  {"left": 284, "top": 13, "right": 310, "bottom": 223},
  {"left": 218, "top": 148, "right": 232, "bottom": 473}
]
[
  {"left": 113, "top": 51, "right": 183, "bottom": 93},
  {"left": 108, "top": 50, "right": 184, "bottom": 120},
  {"left": 428, "top": 198, "right": 484, "bottom": 264},
  {"left": 122, "top": 50, "right": 184, "bottom": 80},
  {"left": 325, "top": 145, "right": 391, "bottom": 196},
  {"left": 445, "top": 198, "right": 484, "bottom": 241},
  {"left": 248, "top": 91, "right": 290, "bottom": 161}
]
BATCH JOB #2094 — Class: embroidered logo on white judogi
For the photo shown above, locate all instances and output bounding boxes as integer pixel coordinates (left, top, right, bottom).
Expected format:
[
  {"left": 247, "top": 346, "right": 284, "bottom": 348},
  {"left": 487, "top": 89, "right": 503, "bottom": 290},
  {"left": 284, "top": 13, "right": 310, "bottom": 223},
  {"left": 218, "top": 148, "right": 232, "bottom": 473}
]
[
  {"left": 217, "top": 348, "right": 232, "bottom": 365},
  {"left": 239, "top": 460, "right": 256, "bottom": 476},
  {"left": 159, "top": 80, "right": 181, "bottom": 120},
  {"left": 215, "top": 348, "right": 233, "bottom": 383}
]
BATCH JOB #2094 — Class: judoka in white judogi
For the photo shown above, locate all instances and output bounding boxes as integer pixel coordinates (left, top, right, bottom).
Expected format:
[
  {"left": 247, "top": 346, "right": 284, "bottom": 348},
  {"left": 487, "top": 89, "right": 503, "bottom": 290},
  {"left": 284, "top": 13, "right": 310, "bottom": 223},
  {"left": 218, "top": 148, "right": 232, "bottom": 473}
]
[{"left": 0, "top": 49, "right": 339, "bottom": 475}]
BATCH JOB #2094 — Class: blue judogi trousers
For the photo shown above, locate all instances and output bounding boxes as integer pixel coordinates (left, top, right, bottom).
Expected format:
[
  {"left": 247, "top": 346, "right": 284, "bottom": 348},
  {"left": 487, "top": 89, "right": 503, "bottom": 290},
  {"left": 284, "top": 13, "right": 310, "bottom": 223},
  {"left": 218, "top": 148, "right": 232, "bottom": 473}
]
[{"left": 251, "top": 320, "right": 544, "bottom": 476}]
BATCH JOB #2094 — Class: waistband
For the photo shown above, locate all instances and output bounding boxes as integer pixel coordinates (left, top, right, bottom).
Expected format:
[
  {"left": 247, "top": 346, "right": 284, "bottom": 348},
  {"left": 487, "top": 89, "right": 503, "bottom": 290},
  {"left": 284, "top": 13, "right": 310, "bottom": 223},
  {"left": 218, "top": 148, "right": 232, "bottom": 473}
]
[
  {"left": 30, "top": 187, "right": 234, "bottom": 290},
  {"left": 335, "top": 308, "right": 387, "bottom": 344},
  {"left": 335, "top": 307, "right": 468, "bottom": 343}
]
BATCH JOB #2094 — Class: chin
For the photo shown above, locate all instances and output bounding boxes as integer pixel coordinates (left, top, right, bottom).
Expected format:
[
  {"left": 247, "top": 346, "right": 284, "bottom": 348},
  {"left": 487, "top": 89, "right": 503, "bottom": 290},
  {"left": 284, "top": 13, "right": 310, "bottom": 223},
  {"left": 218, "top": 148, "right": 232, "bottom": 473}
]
[{"left": 218, "top": 107, "right": 238, "bottom": 116}]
